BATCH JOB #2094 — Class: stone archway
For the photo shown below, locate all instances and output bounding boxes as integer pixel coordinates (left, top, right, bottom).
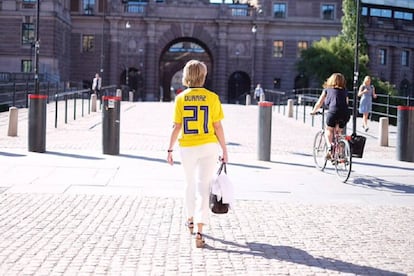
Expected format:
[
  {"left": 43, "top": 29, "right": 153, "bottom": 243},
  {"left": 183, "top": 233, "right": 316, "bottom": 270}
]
[
  {"left": 228, "top": 71, "right": 250, "bottom": 104},
  {"left": 400, "top": 78, "right": 411, "bottom": 97},
  {"left": 159, "top": 39, "right": 212, "bottom": 102},
  {"left": 120, "top": 67, "right": 144, "bottom": 101},
  {"left": 294, "top": 74, "right": 309, "bottom": 90}
]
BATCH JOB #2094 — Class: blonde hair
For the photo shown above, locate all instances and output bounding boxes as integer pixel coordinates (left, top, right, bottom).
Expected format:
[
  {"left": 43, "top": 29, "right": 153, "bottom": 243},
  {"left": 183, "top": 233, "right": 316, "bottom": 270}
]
[
  {"left": 362, "top": 76, "right": 371, "bottom": 85},
  {"left": 182, "top": 60, "right": 207, "bottom": 87},
  {"left": 323, "top": 73, "right": 346, "bottom": 89}
]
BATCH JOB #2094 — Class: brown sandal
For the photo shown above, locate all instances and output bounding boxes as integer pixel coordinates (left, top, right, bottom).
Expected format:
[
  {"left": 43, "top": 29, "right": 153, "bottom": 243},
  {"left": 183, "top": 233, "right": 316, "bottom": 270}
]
[
  {"left": 195, "top": 232, "right": 205, "bottom": 248},
  {"left": 185, "top": 221, "right": 194, "bottom": 234}
]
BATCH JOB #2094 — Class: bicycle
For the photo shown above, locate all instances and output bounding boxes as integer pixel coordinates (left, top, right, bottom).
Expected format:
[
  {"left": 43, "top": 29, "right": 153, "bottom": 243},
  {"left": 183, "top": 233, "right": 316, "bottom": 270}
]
[{"left": 312, "top": 112, "right": 352, "bottom": 183}]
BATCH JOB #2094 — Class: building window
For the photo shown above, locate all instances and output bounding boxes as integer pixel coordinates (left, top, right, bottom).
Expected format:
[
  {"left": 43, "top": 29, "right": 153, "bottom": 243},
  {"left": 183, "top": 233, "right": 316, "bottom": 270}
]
[
  {"left": 273, "top": 40, "right": 284, "bottom": 58},
  {"left": 379, "top": 48, "right": 387, "bottom": 65},
  {"left": 394, "top": 11, "right": 413, "bottom": 21},
  {"left": 362, "top": 7, "right": 368, "bottom": 16},
  {"left": 22, "top": 0, "right": 36, "bottom": 8},
  {"left": 322, "top": 4, "right": 334, "bottom": 20},
  {"left": 297, "top": 41, "right": 308, "bottom": 57},
  {"left": 229, "top": 4, "right": 249, "bottom": 16},
  {"left": 402, "top": 50, "right": 410, "bottom": 67},
  {"left": 273, "top": 78, "right": 281, "bottom": 89},
  {"left": 273, "top": 3, "right": 286, "bottom": 18},
  {"left": 21, "top": 60, "right": 32, "bottom": 73},
  {"left": 370, "top": 8, "right": 392, "bottom": 18},
  {"left": 82, "top": 35, "right": 95, "bottom": 52},
  {"left": 83, "top": 0, "right": 95, "bottom": 15},
  {"left": 210, "top": 0, "right": 233, "bottom": 3},
  {"left": 125, "top": 0, "right": 149, "bottom": 13},
  {"left": 22, "top": 23, "right": 35, "bottom": 45}
]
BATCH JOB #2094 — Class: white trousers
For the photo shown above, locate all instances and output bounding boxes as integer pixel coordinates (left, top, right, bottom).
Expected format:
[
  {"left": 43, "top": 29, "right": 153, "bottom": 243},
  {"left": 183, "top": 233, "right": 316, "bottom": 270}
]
[{"left": 180, "top": 143, "right": 219, "bottom": 225}]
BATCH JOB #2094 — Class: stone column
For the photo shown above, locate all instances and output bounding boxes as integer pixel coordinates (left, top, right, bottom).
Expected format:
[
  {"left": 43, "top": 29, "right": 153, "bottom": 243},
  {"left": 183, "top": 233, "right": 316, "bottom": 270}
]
[{"left": 214, "top": 22, "right": 228, "bottom": 102}]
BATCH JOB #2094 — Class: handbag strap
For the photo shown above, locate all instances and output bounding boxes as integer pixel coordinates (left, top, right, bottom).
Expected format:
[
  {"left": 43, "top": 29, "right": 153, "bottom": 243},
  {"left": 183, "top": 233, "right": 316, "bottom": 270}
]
[{"left": 216, "top": 162, "right": 227, "bottom": 175}]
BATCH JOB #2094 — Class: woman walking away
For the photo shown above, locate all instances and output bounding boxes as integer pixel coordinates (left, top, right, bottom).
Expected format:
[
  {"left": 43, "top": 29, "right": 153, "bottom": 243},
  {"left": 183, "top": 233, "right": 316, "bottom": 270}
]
[
  {"left": 167, "top": 60, "right": 228, "bottom": 248},
  {"left": 358, "top": 76, "right": 377, "bottom": 132}
]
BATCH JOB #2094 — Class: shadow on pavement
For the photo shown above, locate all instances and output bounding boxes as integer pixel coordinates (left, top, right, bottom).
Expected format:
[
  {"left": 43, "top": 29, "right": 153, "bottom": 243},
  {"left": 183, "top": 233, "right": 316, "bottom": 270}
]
[
  {"left": 204, "top": 236, "right": 405, "bottom": 276},
  {"left": 46, "top": 151, "right": 104, "bottom": 160},
  {"left": 290, "top": 151, "right": 313, "bottom": 157},
  {"left": 120, "top": 153, "right": 271, "bottom": 170},
  {"left": 120, "top": 153, "right": 180, "bottom": 164},
  {"left": 0, "top": 151, "right": 26, "bottom": 157},
  {"left": 354, "top": 160, "right": 414, "bottom": 171},
  {"left": 227, "top": 162, "right": 270, "bottom": 170},
  {"left": 270, "top": 160, "right": 315, "bottom": 169},
  {"left": 351, "top": 176, "right": 414, "bottom": 194}
]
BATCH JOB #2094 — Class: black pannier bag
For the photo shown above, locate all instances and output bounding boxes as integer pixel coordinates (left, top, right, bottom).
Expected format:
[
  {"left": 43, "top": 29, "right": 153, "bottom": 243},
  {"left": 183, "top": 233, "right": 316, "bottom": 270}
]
[{"left": 349, "top": 134, "right": 366, "bottom": 158}]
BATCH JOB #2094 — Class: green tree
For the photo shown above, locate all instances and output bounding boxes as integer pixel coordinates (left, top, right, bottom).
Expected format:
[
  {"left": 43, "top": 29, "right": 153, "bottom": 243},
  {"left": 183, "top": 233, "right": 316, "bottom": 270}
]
[
  {"left": 296, "top": 0, "right": 372, "bottom": 90},
  {"left": 341, "top": 0, "right": 367, "bottom": 54},
  {"left": 296, "top": 37, "right": 368, "bottom": 90}
]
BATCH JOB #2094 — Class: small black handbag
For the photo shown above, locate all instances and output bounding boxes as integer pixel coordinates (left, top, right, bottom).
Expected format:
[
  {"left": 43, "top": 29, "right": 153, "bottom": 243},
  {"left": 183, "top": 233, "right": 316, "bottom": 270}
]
[{"left": 209, "top": 162, "right": 229, "bottom": 214}]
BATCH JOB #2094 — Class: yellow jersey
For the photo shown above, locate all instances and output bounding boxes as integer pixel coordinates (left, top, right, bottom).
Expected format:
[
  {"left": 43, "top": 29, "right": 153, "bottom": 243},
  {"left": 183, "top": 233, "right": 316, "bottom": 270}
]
[{"left": 173, "top": 87, "right": 224, "bottom": 147}]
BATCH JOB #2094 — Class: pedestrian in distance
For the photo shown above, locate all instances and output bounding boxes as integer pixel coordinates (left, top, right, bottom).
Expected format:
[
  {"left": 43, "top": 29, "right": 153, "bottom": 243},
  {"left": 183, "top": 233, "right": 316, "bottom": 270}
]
[
  {"left": 254, "top": 83, "right": 264, "bottom": 102},
  {"left": 358, "top": 75, "right": 377, "bottom": 132},
  {"left": 166, "top": 60, "right": 229, "bottom": 248},
  {"left": 92, "top": 73, "right": 102, "bottom": 100},
  {"left": 311, "top": 73, "right": 350, "bottom": 159}
]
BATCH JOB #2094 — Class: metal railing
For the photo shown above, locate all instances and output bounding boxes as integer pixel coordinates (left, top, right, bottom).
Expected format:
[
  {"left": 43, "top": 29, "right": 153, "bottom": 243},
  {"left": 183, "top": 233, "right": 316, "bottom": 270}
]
[
  {"left": 53, "top": 89, "right": 91, "bottom": 128},
  {"left": 292, "top": 88, "right": 413, "bottom": 126},
  {"left": 263, "top": 89, "right": 288, "bottom": 113},
  {"left": 53, "top": 85, "right": 116, "bottom": 128},
  {"left": 0, "top": 81, "right": 83, "bottom": 111},
  {"left": 0, "top": 81, "right": 117, "bottom": 128}
]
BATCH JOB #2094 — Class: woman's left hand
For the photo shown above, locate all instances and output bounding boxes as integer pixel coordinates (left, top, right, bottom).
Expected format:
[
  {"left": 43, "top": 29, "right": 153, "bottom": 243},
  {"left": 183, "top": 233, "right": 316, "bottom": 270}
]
[{"left": 167, "top": 152, "right": 174, "bottom": 165}]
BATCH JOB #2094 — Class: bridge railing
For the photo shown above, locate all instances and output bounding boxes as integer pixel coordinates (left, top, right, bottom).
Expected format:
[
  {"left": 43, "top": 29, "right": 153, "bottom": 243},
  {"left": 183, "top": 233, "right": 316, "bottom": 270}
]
[
  {"left": 0, "top": 81, "right": 82, "bottom": 111},
  {"left": 291, "top": 88, "right": 413, "bottom": 126},
  {"left": 53, "top": 85, "right": 116, "bottom": 128},
  {"left": 0, "top": 81, "right": 117, "bottom": 128}
]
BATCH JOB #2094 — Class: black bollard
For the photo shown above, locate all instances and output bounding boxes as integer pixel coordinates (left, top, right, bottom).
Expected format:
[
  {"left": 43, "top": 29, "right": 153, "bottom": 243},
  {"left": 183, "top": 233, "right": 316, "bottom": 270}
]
[
  {"left": 257, "top": 101, "right": 273, "bottom": 161},
  {"left": 102, "top": 96, "right": 121, "bottom": 155},
  {"left": 396, "top": 106, "right": 414, "bottom": 162},
  {"left": 28, "top": 94, "right": 47, "bottom": 153}
]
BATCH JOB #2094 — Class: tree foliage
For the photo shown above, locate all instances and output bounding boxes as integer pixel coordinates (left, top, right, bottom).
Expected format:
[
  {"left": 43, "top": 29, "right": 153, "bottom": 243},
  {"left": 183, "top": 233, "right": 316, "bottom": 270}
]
[
  {"left": 296, "top": 37, "right": 368, "bottom": 90},
  {"left": 296, "top": 0, "right": 373, "bottom": 91},
  {"left": 340, "top": 0, "right": 367, "bottom": 54}
]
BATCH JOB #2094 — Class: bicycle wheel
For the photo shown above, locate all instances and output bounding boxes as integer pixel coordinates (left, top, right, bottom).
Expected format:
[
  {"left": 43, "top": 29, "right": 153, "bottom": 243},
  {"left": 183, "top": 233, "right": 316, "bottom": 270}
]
[
  {"left": 334, "top": 139, "right": 352, "bottom": 182},
  {"left": 313, "top": 130, "right": 327, "bottom": 171}
]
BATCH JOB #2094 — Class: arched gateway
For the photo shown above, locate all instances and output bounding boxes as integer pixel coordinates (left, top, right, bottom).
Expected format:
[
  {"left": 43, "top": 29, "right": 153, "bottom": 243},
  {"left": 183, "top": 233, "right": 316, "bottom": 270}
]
[{"left": 118, "top": 19, "right": 255, "bottom": 103}]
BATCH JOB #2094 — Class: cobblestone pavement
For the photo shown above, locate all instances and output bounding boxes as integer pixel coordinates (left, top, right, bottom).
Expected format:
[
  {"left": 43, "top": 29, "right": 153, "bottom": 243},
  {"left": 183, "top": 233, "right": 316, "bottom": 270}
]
[{"left": 0, "top": 101, "right": 413, "bottom": 275}]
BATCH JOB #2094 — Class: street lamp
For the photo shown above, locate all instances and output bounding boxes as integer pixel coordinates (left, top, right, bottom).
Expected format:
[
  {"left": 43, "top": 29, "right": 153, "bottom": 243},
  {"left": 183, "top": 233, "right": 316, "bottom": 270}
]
[
  {"left": 352, "top": 0, "right": 361, "bottom": 135},
  {"left": 28, "top": 0, "right": 47, "bottom": 152},
  {"left": 251, "top": 25, "right": 257, "bottom": 91},
  {"left": 99, "top": 0, "right": 106, "bottom": 74},
  {"left": 125, "top": 21, "right": 131, "bottom": 87}
]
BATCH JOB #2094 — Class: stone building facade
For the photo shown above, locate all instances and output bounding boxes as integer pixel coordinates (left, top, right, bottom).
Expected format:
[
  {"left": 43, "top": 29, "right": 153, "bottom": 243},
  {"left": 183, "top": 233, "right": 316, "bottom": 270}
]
[{"left": 0, "top": 0, "right": 413, "bottom": 102}]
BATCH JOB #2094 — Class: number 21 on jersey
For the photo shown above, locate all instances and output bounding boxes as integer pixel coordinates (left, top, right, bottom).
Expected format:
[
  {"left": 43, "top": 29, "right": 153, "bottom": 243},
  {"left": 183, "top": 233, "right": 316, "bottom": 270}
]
[{"left": 183, "top": 105, "right": 209, "bottom": 134}]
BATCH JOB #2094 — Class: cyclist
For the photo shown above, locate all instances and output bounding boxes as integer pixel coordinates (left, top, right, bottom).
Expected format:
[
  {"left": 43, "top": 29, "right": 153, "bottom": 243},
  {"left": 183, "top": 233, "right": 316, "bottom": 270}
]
[{"left": 311, "top": 73, "right": 350, "bottom": 159}]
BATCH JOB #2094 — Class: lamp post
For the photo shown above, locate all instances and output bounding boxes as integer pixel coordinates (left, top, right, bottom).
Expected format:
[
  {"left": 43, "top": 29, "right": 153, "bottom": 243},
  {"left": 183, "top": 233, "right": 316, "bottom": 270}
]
[
  {"left": 138, "top": 48, "right": 144, "bottom": 100},
  {"left": 125, "top": 21, "right": 131, "bottom": 88},
  {"left": 34, "top": 0, "right": 40, "bottom": 95},
  {"left": 251, "top": 25, "right": 257, "bottom": 92},
  {"left": 28, "top": 0, "right": 47, "bottom": 152},
  {"left": 352, "top": 0, "right": 361, "bottom": 135},
  {"left": 99, "top": 0, "right": 105, "bottom": 74}
]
